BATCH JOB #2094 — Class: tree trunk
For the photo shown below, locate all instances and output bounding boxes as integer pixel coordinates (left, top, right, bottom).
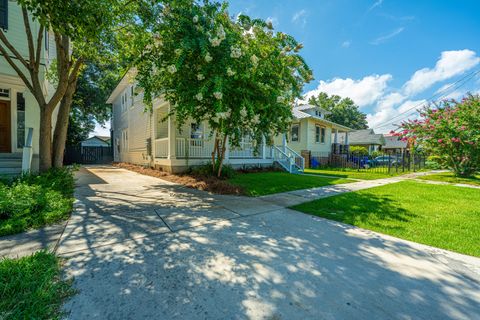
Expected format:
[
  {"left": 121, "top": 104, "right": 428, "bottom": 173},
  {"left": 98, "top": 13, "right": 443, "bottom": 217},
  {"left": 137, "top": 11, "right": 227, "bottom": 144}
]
[
  {"left": 217, "top": 135, "right": 228, "bottom": 178},
  {"left": 39, "top": 107, "right": 53, "bottom": 172},
  {"left": 52, "top": 78, "right": 78, "bottom": 168}
]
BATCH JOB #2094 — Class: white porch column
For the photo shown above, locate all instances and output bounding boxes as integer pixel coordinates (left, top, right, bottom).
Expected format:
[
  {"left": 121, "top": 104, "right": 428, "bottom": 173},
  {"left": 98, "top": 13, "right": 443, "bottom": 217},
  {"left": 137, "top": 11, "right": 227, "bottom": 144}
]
[
  {"left": 262, "top": 135, "right": 266, "bottom": 159},
  {"left": 345, "top": 131, "right": 349, "bottom": 145},
  {"left": 224, "top": 137, "right": 230, "bottom": 162},
  {"left": 167, "top": 113, "right": 176, "bottom": 159},
  {"left": 282, "top": 133, "right": 287, "bottom": 153},
  {"left": 334, "top": 129, "right": 338, "bottom": 144}
]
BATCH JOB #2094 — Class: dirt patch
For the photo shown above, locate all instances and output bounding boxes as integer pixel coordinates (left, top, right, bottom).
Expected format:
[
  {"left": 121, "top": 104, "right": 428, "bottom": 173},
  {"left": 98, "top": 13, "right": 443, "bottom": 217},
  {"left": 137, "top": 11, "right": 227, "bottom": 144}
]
[{"left": 113, "top": 162, "right": 246, "bottom": 195}]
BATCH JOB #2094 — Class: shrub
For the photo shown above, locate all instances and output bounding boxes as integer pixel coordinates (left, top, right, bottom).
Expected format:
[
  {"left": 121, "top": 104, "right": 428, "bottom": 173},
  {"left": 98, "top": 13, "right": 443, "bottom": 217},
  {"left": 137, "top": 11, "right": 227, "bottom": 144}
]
[
  {"left": 17, "top": 166, "right": 76, "bottom": 197},
  {"left": 370, "top": 151, "right": 382, "bottom": 158},
  {"left": 396, "top": 94, "right": 480, "bottom": 177},
  {"left": 0, "top": 167, "right": 75, "bottom": 236},
  {"left": 187, "top": 163, "right": 237, "bottom": 179},
  {"left": 350, "top": 146, "right": 368, "bottom": 155}
]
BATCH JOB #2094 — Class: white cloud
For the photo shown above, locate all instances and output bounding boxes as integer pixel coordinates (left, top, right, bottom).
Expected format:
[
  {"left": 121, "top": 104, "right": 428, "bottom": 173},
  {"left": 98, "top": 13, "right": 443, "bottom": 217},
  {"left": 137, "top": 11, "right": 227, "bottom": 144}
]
[
  {"left": 367, "top": 99, "right": 427, "bottom": 132},
  {"left": 266, "top": 16, "right": 279, "bottom": 28},
  {"left": 304, "top": 74, "right": 392, "bottom": 107},
  {"left": 368, "top": 0, "right": 383, "bottom": 12},
  {"left": 370, "top": 27, "right": 404, "bottom": 45},
  {"left": 341, "top": 40, "right": 351, "bottom": 48},
  {"left": 92, "top": 122, "right": 111, "bottom": 137},
  {"left": 292, "top": 9, "right": 308, "bottom": 27},
  {"left": 403, "top": 49, "right": 480, "bottom": 96},
  {"left": 307, "top": 49, "right": 479, "bottom": 132}
]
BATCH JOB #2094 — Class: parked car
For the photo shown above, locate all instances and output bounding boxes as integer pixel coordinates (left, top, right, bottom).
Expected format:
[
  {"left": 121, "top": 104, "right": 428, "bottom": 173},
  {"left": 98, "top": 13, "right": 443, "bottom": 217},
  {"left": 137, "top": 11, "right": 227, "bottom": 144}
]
[{"left": 368, "top": 155, "right": 403, "bottom": 167}]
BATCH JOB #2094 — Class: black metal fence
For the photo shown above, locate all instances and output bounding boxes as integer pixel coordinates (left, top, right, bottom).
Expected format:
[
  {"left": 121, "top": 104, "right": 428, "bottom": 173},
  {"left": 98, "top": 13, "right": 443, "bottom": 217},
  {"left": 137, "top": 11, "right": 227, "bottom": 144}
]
[
  {"left": 309, "top": 151, "right": 426, "bottom": 174},
  {"left": 64, "top": 145, "right": 113, "bottom": 165}
]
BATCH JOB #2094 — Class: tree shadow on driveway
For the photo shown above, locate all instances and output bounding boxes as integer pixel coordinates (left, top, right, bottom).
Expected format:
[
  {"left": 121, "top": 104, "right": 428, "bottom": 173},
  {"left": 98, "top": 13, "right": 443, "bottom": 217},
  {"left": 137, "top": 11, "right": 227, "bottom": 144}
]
[{"left": 59, "top": 166, "right": 480, "bottom": 320}]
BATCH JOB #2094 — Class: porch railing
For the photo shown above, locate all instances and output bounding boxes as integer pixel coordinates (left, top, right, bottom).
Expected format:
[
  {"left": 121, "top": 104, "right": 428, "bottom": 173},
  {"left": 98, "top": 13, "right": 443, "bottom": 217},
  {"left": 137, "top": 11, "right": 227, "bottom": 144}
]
[
  {"left": 284, "top": 145, "right": 305, "bottom": 172},
  {"left": 176, "top": 138, "right": 215, "bottom": 158},
  {"left": 154, "top": 138, "right": 169, "bottom": 158},
  {"left": 272, "top": 145, "right": 304, "bottom": 173},
  {"left": 230, "top": 140, "right": 262, "bottom": 159}
]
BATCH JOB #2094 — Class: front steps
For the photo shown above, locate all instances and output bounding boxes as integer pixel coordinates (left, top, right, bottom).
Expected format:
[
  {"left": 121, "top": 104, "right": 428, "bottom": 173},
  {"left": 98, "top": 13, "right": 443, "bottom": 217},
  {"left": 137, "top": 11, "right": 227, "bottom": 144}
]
[{"left": 0, "top": 153, "right": 22, "bottom": 177}]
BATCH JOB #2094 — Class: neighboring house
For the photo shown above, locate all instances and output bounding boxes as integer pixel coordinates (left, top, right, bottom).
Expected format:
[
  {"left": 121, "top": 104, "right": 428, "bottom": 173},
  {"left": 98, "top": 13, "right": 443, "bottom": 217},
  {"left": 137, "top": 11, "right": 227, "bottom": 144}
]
[
  {"left": 337, "top": 129, "right": 385, "bottom": 154},
  {"left": 383, "top": 134, "right": 408, "bottom": 153},
  {"left": 81, "top": 136, "right": 111, "bottom": 147},
  {"left": 275, "top": 104, "right": 352, "bottom": 155},
  {"left": 0, "top": 2, "right": 58, "bottom": 176},
  {"left": 107, "top": 70, "right": 351, "bottom": 173}
]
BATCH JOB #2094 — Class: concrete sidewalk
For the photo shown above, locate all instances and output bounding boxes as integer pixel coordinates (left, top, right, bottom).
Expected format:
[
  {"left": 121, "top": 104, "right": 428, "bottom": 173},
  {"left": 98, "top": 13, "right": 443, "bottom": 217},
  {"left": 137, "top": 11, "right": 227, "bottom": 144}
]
[
  {"left": 0, "top": 222, "right": 66, "bottom": 259},
  {"left": 57, "top": 166, "right": 480, "bottom": 320}
]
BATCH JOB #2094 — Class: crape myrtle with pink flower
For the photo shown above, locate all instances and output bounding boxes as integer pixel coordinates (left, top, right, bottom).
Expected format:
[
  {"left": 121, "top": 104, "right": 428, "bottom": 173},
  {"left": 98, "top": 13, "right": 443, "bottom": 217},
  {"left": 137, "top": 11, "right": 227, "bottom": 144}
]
[
  {"left": 394, "top": 94, "right": 480, "bottom": 177},
  {"left": 136, "top": 0, "right": 313, "bottom": 177}
]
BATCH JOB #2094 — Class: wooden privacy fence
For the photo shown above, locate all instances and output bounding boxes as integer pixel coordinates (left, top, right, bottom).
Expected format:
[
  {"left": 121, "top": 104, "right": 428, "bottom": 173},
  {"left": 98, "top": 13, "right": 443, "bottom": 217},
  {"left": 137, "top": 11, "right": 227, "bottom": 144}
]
[{"left": 64, "top": 145, "right": 113, "bottom": 165}]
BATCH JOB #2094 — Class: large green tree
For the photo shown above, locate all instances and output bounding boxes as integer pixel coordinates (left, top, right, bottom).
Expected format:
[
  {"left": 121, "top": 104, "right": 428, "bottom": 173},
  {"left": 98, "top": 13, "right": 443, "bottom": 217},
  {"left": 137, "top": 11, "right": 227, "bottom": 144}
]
[
  {"left": 309, "top": 92, "right": 368, "bottom": 129},
  {"left": 66, "top": 60, "right": 125, "bottom": 146},
  {"left": 137, "top": 0, "right": 312, "bottom": 176},
  {"left": 0, "top": 0, "right": 149, "bottom": 171}
]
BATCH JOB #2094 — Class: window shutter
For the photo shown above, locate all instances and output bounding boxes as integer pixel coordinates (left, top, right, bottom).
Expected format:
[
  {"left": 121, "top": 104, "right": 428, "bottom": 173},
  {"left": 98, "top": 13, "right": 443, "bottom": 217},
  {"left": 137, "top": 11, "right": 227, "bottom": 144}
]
[{"left": 0, "top": 0, "right": 7, "bottom": 31}]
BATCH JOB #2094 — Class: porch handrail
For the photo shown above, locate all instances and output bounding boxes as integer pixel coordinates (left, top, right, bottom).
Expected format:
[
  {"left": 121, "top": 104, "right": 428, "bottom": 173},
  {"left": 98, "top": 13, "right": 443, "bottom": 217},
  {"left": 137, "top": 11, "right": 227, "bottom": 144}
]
[
  {"left": 284, "top": 145, "right": 305, "bottom": 171},
  {"left": 22, "top": 127, "right": 33, "bottom": 172},
  {"left": 272, "top": 145, "right": 294, "bottom": 173}
]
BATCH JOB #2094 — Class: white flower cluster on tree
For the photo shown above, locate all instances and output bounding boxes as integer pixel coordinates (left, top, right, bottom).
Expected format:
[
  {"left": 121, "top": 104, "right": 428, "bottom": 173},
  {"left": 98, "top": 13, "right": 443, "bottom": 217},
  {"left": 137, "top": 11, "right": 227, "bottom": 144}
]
[
  {"left": 205, "top": 52, "right": 213, "bottom": 62},
  {"left": 227, "top": 67, "right": 235, "bottom": 76},
  {"left": 230, "top": 46, "right": 242, "bottom": 58},
  {"left": 167, "top": 65, "right": 177, "bottom": 74}
]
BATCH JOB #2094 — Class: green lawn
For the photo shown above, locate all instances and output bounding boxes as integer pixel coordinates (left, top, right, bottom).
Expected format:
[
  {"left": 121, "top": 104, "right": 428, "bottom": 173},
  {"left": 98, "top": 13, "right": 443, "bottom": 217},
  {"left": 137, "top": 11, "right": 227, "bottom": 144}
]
[
  {"left": 0, "top": 251, "right": 74, "bottom": 319},
  {"left": 292, "top": 181, "right": 480, "bottom": 257},
  {"left": 229, "top": 171, "right": 352, "bottom": 196},
  {"left": 418, "top": 172, "right": 480, "bottom": 186},
  {"left": 0, "top": 168, "right": 74, "bottom": 237},
  {"left": 304, "top": 168, "right": 406, "bottom": 180}
]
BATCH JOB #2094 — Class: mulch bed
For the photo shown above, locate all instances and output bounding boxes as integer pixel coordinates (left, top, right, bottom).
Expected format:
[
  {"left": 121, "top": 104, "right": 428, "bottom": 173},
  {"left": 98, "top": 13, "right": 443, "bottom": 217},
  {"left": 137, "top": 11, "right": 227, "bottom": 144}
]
[{"left": 113, "top": 162, "right": 245, "bottom": 195}]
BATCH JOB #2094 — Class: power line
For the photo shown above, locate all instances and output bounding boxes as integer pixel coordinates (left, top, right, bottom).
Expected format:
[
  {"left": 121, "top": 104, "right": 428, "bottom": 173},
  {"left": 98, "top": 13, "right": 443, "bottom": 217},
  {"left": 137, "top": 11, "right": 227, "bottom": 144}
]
[
  {"left": 374, "top": 69, "right": 480, "bottom": 130},
  {"left": 373, "top": 69, "right": 480, "bottom": 131}
]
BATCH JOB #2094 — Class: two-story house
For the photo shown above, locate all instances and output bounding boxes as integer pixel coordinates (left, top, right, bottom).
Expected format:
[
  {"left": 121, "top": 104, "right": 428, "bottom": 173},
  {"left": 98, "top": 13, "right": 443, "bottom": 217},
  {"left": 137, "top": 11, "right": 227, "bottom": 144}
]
[
  {"left": 0, "top": 1, "right": 57, "bottom": 175},
  {"left": 107, "top": 70, "right": 352, "bottom": 174}
]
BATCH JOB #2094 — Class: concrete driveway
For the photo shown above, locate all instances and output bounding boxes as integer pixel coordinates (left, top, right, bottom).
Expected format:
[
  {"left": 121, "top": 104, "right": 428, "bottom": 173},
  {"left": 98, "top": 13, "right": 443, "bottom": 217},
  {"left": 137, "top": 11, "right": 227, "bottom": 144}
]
[{"left": 59, "top": 166, "right": 480, "bottom": 320}]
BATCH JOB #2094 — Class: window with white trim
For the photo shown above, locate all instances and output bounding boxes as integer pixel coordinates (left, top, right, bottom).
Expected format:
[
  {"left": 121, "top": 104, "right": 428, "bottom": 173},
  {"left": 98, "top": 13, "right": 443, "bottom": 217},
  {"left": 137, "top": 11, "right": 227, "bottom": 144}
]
[
  {"left": 17, "top": 93, "right": 25, "bottom": 148},
  {"left": 0, "top": 88, "right": 10, "bottom": 98},
  {"left": 121, "top": 129, "right": 128, "bottom": 151},
  {"left": 291, "top": 124, "right": 299, "bottom": 142},
  {"left": 315, "top": 125, "right": 326, "bottom": 143},
  {"left": 0, "top": 0, "right": 7, "bottom": 31}
]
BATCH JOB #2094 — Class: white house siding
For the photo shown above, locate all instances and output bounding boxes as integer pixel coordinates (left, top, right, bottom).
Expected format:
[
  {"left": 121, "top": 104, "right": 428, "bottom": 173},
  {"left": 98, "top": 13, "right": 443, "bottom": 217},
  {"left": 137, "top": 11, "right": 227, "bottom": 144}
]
[
  {"left": 112, "top": 84, "right": 153, "bottom": 166},
  {"left": 305, "top": 119, "right": 333, "bottom": 154},
  {"left": 0, "top": 3, "right": 58, "bottom": 172}
]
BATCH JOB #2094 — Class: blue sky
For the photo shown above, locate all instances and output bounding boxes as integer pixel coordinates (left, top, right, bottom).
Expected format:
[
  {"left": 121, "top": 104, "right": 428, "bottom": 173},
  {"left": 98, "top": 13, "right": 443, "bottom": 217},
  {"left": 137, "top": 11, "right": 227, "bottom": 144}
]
[
  {"left": 94, "top": 0, "right": 480, "bottom": 135},
  {"left": 228, "top": 0, "right": 480, "bottom": 132}
]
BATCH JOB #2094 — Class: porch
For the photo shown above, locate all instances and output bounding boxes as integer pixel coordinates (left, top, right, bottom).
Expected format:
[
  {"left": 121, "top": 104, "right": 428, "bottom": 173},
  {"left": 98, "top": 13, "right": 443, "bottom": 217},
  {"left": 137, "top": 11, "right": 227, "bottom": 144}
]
[
  {"left": 153, "top": 137, "right": 272, "bottom": 160},
  {"left": 151, "top": 104, "right": 305, "bottom": 173}
]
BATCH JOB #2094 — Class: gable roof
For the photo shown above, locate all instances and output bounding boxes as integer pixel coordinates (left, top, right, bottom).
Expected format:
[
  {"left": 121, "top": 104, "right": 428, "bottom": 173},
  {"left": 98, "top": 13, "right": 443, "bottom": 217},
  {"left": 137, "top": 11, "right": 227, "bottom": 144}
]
[
  {"left": 292, "top": 105, "right": 351, "bottom": 131},
  {"left": 84, "top": 136, "right": 111, "bottom": 144},
  {"left": 106, "top": 68, "right": 137, "bottom": 104},
  {"left": 348, "top": 129, "right": 385, "bottom": 145},
  {"left": 383, "top": 135, "right": 407, "bottom": 149},
  {"left": 295, "top": 104, "right": 331, "bottom": 115}
]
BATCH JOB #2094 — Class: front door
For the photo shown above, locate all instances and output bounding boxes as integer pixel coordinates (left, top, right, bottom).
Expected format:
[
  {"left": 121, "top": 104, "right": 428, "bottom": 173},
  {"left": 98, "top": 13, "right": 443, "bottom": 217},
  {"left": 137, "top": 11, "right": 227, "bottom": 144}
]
[{"left": 0, "top": 100, "right": 11, "bottom": 153}]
